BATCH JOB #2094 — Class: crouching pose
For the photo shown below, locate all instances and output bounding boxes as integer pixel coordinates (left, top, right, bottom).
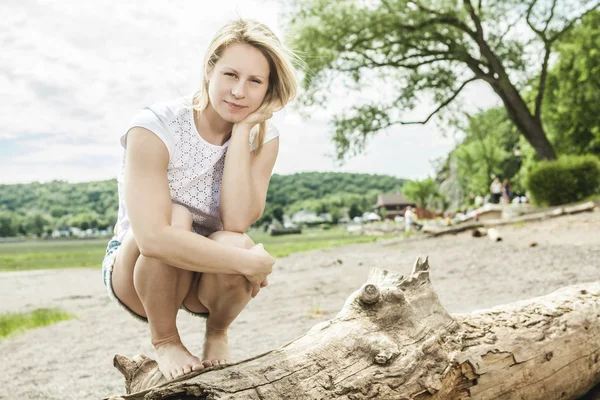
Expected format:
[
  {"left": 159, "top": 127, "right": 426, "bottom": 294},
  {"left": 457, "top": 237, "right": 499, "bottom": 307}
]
[{"left": 101, "top": 19, "right": 299, "bottom": 380}]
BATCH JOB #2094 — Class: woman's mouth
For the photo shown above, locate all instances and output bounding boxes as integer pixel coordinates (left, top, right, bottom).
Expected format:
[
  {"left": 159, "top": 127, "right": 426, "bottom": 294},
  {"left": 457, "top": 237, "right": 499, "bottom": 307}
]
[{"left": 224, "top": 101, "right": 247, "bottom": 110}]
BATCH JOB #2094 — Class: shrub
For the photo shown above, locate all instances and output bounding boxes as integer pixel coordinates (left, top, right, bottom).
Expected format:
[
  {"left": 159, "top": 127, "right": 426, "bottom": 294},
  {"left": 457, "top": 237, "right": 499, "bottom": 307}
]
[{"left": 525, "top": 155, "right": 600, "bottom": 205}]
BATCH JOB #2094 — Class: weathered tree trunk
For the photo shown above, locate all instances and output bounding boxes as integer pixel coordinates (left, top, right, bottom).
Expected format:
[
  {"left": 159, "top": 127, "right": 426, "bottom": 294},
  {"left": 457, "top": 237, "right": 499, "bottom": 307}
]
[
  {"left": 486, "top": 228, "right": 502, "bottom": 242},
  {"left": 429, "top": 201, "right": 596, "bottom": 238},
  {"left": 107, "top": 257, "right": 600, "bottom": 400}
]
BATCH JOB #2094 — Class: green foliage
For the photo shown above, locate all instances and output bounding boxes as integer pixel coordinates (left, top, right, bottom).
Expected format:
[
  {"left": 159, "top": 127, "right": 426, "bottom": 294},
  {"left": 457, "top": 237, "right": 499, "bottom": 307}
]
[
  {"left": 256, "top": 172, "right": 405, "bottom": 226},
  {"left": 0, "top": 179, "right": 118, "bottom": 237},
  {"left": 0, "top": 308, "right": 74, "bottom": 339},
  {"left": 544, "top": 10, "right": 600, "bottom": 156},
  {"left": 1, "top": 173, "right": 406, "bottom": 236},
  {"left": 286, "top": 0, "right": 595, "bottom": 161},
  {"left": 437, "top": 107, "right": 522, "bottom": 206},
  {"left": 525, "top": 155, "right": 600, "bottom": 205},
  {"left": 401, "top": 178, "right": 441, "bottom": 208}
]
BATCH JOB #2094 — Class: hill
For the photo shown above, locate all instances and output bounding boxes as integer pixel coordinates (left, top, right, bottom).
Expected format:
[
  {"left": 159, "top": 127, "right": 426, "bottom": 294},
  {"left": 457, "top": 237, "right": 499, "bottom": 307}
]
[{"left": 0, "top": 172, "right": 407, "bottom": 236}]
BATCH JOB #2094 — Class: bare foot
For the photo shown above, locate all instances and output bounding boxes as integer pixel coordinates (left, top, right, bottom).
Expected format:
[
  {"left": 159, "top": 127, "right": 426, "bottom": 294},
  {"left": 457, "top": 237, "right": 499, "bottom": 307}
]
[
  {"left": 154, "top": 335, "right": 205, "bottom": 380},
  {"left": 202, "top": 327, "right": 231, "bottom": 367}
]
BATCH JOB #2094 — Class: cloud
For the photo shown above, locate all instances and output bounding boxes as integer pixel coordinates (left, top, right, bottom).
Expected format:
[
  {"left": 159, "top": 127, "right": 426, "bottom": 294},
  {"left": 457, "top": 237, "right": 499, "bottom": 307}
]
[{"left": 0, "top": 0, "right": 499, "bottom": 185}]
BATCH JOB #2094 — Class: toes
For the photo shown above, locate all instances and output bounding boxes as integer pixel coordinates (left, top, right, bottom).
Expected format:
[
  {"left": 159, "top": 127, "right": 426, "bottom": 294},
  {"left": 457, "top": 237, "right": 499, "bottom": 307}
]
[
  {"left": 192, "top": 363, "right": 205, "bottom": 371},
  {"left": 182, "top": 364, "right": 192, "bottom": 375},
  {"left": 202, "top": 360, "right": 214, "bottom": 368},
  {"left": 220, "top": 359, "right": 227, "bottom": 365}
]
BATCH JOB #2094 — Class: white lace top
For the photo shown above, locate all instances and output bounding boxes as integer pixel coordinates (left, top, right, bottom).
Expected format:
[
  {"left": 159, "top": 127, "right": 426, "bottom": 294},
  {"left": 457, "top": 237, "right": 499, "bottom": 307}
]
[{"left": 114, "top": 94, "right": 280, "bottom": 242}]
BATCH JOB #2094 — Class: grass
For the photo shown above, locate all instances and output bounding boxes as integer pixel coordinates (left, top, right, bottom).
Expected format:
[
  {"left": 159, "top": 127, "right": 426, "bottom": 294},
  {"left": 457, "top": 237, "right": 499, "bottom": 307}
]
[
  {"left": 0, "top": 227, "right": 394, "bottom": 272},
  {"left": 247, "top": 227, "right": 393, "bottom": 258},
  {"left": 0, "top": 308, "right": 75, "bottom": 339},
  {"left": 0, "top": 238, "right": 109, "bottom": 272}
]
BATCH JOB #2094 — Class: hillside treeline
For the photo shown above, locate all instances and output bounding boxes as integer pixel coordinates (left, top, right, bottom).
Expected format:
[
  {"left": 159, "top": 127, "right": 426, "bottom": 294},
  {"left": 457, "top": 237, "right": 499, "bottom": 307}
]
[{"left": 0, "top": 172, "right": 406, "bottom": 237}]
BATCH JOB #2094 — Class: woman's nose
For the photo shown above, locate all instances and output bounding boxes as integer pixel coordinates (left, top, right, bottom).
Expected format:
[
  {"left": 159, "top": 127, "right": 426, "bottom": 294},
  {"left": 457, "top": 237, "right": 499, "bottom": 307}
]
[{"left": 231, "top": 82, "right": 246, "bottom": 99}]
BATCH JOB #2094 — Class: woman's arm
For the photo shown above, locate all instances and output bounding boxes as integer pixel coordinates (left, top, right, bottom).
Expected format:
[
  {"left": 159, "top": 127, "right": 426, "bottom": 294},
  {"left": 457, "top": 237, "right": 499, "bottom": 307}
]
[
  {"left": 219, "top": 125, "right": 279, "bottom": 233},
  {"left": 123, "top": 127, "right": 273, "bottom": 277}
]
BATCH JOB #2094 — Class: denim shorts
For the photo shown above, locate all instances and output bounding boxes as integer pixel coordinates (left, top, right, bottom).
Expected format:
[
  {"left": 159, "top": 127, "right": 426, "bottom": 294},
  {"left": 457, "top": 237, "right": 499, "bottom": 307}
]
[{"left": 101, "top": 236, "right": 209, "bottom": 322}]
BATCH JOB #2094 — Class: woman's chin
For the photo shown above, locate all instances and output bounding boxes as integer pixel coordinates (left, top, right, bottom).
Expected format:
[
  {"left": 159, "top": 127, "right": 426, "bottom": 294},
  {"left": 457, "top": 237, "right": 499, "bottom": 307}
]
[{"left": 217, "top": 109, "right": 247, "bottom": 124}]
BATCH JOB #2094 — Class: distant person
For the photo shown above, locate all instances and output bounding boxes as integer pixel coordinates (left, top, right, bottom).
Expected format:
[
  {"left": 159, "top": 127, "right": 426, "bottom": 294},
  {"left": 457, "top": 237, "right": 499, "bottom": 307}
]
[
  {"left": 404, "top": 206, "right": 413, "bottom": 232},
  {"left": 100, "top": 20, "right": 299, "bottom": 381},
  {"left": 490, "top": 177, "right": 503, "bottom": 204},
  {"left": 474, "top": 195, "right": 483, "bottom": 207},
  {"left": 502, "top": 179, "right": 512, "bottom": 204}
]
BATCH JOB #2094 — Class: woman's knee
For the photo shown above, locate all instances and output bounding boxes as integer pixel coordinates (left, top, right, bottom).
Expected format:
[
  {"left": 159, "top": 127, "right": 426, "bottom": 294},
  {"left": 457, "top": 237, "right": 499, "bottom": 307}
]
[
  {"left": 215, "top": 274, "right": 250, "bottom": 291},
  {"left": 208, "top": 230, "right": 255, "bottom": 249}
]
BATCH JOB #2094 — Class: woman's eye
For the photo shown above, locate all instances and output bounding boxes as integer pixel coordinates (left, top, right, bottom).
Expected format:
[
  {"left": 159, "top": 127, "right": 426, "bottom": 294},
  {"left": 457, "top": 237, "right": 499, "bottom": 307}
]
[
  {"left": 225, "top": 72, "right": 236, "bottom": 78},
  {"left": 252, "top": 79, "right": 262, "bottom": 84}
]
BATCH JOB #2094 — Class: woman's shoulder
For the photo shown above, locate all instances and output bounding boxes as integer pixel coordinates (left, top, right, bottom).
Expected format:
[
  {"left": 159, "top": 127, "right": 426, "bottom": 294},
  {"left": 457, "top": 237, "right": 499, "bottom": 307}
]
[{"left": 143, "top": 94, "right": 193, "bottom": 121}]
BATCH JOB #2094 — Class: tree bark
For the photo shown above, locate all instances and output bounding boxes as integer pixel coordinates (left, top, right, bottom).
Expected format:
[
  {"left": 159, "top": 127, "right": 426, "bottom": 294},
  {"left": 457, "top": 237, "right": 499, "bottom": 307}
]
[
  {"left": 489, "top": 78, "right": 557, "bottom": 161},
  {"left": 107, "top": 257, "right": 600, "bottom": 400}
]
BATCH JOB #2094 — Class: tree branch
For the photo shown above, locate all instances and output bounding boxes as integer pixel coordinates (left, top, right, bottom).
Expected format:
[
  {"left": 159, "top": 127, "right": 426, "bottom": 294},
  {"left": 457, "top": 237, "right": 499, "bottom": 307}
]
[
  {"left": 548, "top": 2, "right": 600, "bottom": 42},
  {"left": 337, "top": 54, "right": 456, "bottom": 73},
  {"left": 535, "top": 43, "right": 551, "bottom": 122},
  {"left": 543, "top": 0, "right": 558, "bottom": 34},
  {"left": 529, "top": 0, "right": 600, "bottom": 121},
  {"left": 496, "top": 15, "right": 522, "bottom": 45},
  {"left": 391, "top": 77, "right": 478, "bottom": 125},
  {"left": 525, "top": 0, "right": 545, "bottom": 38},
  {"left": 392, "top": 16, "right": 478, "bottom": 42}
]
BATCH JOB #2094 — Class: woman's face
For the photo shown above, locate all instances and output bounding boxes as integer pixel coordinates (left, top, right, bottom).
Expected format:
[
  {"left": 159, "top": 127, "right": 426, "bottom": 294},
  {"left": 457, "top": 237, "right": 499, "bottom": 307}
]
[{"left": 207, "top": 43, "right": 271, "bottom": 123}]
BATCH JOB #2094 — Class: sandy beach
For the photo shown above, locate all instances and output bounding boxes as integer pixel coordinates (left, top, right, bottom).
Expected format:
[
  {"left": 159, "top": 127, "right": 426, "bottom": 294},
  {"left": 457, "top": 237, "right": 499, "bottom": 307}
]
[{"left": 1, "top": 209, "right": 599, "bottom": 399}]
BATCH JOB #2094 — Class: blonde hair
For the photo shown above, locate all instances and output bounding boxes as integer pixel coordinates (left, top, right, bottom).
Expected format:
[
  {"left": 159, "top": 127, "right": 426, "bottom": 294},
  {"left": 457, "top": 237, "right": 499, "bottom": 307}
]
[{"left": 193, "top": 19, "right": 300, "bottom": 154}]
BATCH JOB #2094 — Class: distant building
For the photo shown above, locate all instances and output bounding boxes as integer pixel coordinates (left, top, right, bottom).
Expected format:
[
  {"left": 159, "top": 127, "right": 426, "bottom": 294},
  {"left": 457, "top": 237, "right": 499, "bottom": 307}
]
[
  {"left": 362, "top": 212, "right": 381, "bottom": 222},
  {"left": 375, "top": 193, "right": 416, "bottom": 220},
  {"left": 291, "top": 210, "right": 332, "bottom": 225}
]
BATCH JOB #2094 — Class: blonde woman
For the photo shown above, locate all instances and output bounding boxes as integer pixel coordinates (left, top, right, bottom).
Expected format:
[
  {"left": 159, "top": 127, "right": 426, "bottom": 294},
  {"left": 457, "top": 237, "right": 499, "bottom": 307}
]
[{"left": 101, "top": 19, "right": 299, "bottom": 381}]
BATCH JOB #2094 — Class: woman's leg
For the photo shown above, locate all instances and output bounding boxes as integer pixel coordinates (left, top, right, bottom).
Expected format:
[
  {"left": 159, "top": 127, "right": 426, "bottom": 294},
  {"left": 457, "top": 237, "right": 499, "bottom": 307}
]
[
  {"left": 111, "top": 204, "right": 205, "bottom": 380},
  {"left": 182, "top": 231, "right": 257, "bottom": 366}
]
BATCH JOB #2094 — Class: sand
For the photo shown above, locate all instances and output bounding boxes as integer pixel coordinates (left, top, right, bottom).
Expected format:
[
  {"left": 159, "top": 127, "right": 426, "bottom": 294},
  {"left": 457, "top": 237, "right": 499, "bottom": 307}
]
[{"left": 1, "top": 209, "right": 599, "bottom": 399}]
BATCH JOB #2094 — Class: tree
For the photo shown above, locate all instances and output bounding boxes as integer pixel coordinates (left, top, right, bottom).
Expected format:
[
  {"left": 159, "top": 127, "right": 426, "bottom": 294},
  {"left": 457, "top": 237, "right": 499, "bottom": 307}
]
[
  {"left": 25, "top": 212, "right": 50, "bottom": 237},
  {"left": 441, "top": 107, "right": 521, "bottom": 202},
  {"left": 287, "top": 0, "right": 599, "bottom": 161},
  {"left": 0, "top": 211, "right": 17, "bottom": 237},
  {"left": 543, "top": 9, "right": 600, "bottom": 156},
  {"left": 401, "top": 177, "right": 441, "bottom": 209}
]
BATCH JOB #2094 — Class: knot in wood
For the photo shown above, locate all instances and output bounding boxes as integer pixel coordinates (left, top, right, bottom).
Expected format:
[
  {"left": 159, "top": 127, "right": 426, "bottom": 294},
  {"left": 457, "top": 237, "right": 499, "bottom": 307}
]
[
  {"left": 374, "top": 354, "right": 390, "bottom": 365},
  {"left": 359, "top": 284, "right": 381, "bottom": 305}
]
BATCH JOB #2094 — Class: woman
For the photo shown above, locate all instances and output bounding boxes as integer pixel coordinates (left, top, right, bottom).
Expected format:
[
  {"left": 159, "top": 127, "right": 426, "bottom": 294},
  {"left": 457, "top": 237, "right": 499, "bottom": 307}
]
[
  {"left": 490, "top": 177, "right": 503, "bottom": 204},
  {"left": 101, "top": 19, "right": 299, "bottom": 381}
]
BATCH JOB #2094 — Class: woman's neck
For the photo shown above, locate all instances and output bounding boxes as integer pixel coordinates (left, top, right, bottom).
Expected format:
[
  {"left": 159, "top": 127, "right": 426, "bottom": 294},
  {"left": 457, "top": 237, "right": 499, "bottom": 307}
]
[{"left": 194, "top": 102, "right": 234, "bottom": 146}]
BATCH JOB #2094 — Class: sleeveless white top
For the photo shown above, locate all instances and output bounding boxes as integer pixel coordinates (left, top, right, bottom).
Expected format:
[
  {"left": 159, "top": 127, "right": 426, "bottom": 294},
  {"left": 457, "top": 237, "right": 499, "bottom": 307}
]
[{"left": 114, "top": 94, "right": 280, "bottom": 242}]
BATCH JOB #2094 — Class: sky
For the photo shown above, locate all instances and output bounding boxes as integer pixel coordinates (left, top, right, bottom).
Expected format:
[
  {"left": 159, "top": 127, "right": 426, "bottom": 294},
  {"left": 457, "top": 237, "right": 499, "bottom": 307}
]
[{"left": 0, "top": 0, "right": 502, "bottom": 185}]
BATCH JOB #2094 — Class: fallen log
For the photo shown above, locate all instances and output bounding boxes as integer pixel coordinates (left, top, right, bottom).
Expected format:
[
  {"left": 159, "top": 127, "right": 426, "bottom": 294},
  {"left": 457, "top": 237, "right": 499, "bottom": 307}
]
[
  {"left": 429, "top": 222, "right": 484, "bottom": 237},
  {"left": 107, "top": 257, "right": 600, "bottom": 400},
  {"left": 428, "top": 201, "right": 596, "bottom": 238},
  {"left": 471, "top": 228, "right": 487, "bottom": 238},
  {"left": 487, "top": 228, "right": 502, "bottom": 242}
]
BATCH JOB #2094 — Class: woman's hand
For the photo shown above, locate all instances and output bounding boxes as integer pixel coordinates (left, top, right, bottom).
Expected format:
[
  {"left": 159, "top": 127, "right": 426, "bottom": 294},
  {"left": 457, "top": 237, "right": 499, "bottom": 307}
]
[
  {"left": 246, "top": 243, "right": 274, "bottom": 298},
  {"left": 233, "top": 108, "right": 273, "bottom": 133}
]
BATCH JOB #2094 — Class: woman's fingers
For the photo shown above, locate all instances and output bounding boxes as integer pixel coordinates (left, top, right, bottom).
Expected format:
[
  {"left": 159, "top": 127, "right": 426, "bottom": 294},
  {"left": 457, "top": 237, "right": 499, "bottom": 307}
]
[{"left": 251, "top": 283, "right": 261, "bottom": 298}]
